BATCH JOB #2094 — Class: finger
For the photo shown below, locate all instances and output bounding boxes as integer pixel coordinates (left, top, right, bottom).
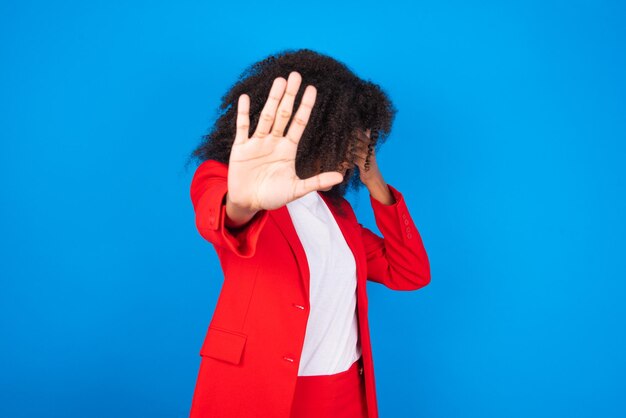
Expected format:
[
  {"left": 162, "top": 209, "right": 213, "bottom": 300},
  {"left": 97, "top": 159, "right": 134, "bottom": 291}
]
[
  {"left": 350, "top": 143, "right": 369, "bottom": 159},
  {"left": 355, "top": 129, "right": 372, "bottom": 145},
  {"left": 352, "top": 140, "right": 369, "bottom": 155},
  {"left": 235, "top": 94, "right": 250, "bottom": 145},
  {"left": 355, "top": 132, "right": 374, "bottom": 156},
  {"left": 285, "top": 85, "right": 317, "bottom": 145},
  {"left": 296, "top": 171, "right": 344, "bottom": 197},
  {"left": 351, "top": 151, "right": 369, "bottom": 161},
  {"left": 271, "top": 71, "right": 301, "bottom": 138},
  {"left": 253, "top": 77, "right": 287, "bottom": 139}
]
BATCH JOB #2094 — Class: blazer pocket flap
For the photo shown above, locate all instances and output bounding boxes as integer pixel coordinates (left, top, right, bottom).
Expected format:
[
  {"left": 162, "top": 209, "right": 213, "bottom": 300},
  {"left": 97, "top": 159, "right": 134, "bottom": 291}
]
[{"left": 199, "top": 326, "right": 247, "bottom": 365}]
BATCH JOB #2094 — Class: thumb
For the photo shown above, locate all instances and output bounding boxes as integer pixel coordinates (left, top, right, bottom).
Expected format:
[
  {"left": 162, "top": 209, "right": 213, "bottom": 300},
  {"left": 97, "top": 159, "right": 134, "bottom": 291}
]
[{"left": 297, "top": 171, "right": 344, "bottom": 197}]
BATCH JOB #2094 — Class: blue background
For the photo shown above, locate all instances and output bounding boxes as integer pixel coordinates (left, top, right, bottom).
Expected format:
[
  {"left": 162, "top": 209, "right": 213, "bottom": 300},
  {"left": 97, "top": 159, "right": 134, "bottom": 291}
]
[{"left": 1, "top": 1, "right": 625, "bottom": 417}]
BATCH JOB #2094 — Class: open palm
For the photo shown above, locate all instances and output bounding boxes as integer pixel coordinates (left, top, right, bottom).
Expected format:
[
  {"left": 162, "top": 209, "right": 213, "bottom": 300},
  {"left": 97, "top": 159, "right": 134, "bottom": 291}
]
[{"left": 227, "top": 72, "right": 344, "bottom": 212}]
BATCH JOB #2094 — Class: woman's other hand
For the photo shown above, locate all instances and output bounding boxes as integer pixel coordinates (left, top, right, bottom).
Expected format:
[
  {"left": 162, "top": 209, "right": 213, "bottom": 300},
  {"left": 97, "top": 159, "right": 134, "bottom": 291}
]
[{"left": 351, "top": 128, "right": 383, "bottom": 185}]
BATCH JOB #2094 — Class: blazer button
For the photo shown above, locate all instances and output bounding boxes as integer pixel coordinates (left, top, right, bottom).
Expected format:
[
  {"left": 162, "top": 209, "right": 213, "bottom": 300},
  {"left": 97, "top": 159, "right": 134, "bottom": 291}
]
[
  {"left": 283, "top": 356, "right": 295, "bottom": 362},
  {"left": 405, "top": 226, "right": 411, "bottom": 233},
  {"left": 292, "top": 303, "right": 305, "bottom": 310},
  {"left": 407, "top": 233, "right": 412, "bottom": 239},
  {"left": 403, "top": 219, "right": 409, "bottom": 225}
]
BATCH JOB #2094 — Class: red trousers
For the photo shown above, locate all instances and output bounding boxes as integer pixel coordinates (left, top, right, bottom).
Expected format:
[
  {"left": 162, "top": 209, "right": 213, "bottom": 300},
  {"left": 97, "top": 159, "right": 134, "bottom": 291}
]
[{"left": 289, "top": 356, "right": 369, "bottom": 418}]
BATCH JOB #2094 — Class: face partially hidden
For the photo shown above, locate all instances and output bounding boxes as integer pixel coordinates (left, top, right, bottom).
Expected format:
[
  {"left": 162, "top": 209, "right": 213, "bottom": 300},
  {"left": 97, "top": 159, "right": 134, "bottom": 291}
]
[{"left": 319, "top": 128, "right": 371, "bottom": 191}]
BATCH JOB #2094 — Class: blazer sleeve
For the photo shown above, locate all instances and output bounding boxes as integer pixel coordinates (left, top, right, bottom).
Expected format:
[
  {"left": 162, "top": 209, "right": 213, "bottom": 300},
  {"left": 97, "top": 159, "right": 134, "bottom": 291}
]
[
  {"left": 359, "top": 183, "right": 431, "bottom": 291},
  {"left": 190, "top": 159, "right": 270, "bottom": 258}
]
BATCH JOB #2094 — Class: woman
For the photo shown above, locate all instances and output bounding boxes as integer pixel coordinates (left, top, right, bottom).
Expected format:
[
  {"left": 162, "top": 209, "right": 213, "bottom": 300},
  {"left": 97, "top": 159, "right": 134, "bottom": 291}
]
[{"left": 187, "top": 49, "right": 430, "bottom": 418}]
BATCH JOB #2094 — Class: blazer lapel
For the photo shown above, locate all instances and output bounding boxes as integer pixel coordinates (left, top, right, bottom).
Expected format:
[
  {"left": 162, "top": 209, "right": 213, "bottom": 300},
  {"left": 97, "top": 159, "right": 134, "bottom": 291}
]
[
  {"left": 267, "top": 204, "right": 311, "bottom": 298},
  {"left": 267, "top": 192, "right": 365, "bottom": 300}
]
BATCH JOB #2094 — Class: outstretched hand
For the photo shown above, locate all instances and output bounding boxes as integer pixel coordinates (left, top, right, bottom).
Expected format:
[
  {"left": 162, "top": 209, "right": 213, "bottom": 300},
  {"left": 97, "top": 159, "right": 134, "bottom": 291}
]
[{"left": 227, "top": 71, "right": 345, "bottom": 212}]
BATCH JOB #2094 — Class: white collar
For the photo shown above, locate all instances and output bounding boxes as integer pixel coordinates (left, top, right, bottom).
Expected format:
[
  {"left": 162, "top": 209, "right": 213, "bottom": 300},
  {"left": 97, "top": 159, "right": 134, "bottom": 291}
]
[{"left": 289, "top": 190, "right": 319, "bottom": 209}]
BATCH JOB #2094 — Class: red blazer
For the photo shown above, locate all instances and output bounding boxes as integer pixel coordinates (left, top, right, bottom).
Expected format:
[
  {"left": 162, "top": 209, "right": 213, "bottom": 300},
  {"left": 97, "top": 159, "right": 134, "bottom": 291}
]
[{"left": 188, "top": 159, "right": 430, "bottom": 418}]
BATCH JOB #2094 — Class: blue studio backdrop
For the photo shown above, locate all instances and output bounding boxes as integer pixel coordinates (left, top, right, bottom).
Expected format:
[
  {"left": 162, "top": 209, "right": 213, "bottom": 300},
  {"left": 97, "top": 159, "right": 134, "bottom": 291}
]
[{"left": 1, "top": 1, "right": 625, "bottom": 417}]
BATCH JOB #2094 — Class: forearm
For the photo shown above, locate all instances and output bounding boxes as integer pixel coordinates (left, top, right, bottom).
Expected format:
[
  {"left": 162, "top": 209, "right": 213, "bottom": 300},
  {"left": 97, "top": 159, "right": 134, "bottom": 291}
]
[
  {"left": 363, "top": 183, "right": 431, "bottom": 290},
  {"left": 365, "top": 176, "right": 396, "bottom": 206}
]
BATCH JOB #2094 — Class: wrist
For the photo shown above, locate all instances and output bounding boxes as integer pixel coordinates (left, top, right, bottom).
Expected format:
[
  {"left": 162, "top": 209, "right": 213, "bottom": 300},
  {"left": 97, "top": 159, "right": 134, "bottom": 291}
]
[
  {"left": 225, "top": 193, "right": 259, "bottom": 228},
  {"left": 362, "top": 173, "right": 386, "bottom": 190},
  {"left": 366, "top": 178, "right": 395, "bottom": 205}
]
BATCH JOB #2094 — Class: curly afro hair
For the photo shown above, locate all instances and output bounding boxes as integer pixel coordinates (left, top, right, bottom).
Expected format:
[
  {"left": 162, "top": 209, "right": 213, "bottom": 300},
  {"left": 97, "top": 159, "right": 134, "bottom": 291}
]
[{"left": 186, "top": 48, "right": 397, "bottom": 217}]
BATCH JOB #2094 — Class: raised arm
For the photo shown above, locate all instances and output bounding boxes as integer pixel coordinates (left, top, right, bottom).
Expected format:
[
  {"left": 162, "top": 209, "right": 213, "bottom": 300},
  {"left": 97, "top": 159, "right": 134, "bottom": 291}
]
[
  {"left": 190, "top": 71, "right": 344, "bottom": 258},
  {"left": 348, "top": 129, "right": 430, "bottom": 290}
]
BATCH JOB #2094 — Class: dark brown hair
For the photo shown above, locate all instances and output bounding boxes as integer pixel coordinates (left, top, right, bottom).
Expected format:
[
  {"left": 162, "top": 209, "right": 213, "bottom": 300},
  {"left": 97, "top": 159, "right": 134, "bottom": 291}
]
[{"left": 186, "top": 48, "right": 397, "bottom": 216}]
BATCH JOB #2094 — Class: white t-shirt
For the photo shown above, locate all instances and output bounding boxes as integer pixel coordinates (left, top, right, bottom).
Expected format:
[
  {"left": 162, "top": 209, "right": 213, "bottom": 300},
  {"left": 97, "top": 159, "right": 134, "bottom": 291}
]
[{"left": 286, "top": 190, "right": 362, "bottom": 376}]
